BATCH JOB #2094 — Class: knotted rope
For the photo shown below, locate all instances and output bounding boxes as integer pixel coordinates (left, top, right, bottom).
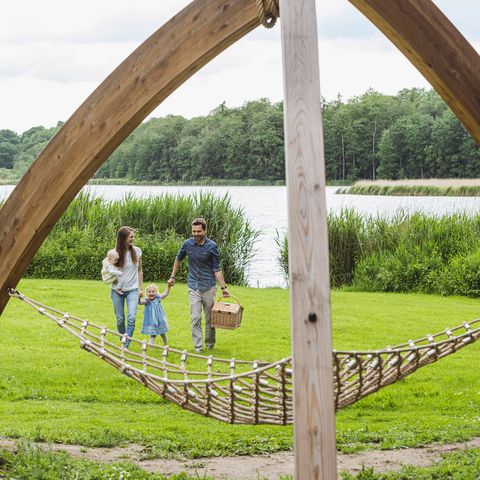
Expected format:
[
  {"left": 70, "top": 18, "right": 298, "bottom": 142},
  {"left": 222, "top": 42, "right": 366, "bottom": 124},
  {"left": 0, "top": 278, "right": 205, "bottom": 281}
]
[{"left": 256, "top": 0, "right": 280, "bottom": 28}]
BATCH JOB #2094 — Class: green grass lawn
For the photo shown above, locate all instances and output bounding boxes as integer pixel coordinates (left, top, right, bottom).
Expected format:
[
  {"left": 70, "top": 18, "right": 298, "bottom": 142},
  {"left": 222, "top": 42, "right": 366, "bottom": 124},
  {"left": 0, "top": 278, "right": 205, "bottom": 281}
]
[
  {"left": 341, "top": 449, "right": 480, "bottom": 479},
  {"left": 0, "top": 441, "right": 215, "bottom": 480},
  {"left": 1, "top": 279, "right": 480, "bottom": 458}
]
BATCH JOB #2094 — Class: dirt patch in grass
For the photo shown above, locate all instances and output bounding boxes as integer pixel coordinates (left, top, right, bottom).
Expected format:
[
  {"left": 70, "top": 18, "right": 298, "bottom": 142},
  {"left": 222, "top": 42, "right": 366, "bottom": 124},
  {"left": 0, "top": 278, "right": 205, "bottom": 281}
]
[{"left": 2, "top": 437, "right": 480, "bottom": 478}]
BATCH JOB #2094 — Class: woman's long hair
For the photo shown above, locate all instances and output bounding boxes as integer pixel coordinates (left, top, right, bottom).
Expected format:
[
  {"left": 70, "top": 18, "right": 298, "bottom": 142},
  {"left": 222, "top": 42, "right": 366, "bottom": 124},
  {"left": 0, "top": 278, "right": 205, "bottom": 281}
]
[{"left": 115, "top": 226, "right": 137, "bottom": 268}]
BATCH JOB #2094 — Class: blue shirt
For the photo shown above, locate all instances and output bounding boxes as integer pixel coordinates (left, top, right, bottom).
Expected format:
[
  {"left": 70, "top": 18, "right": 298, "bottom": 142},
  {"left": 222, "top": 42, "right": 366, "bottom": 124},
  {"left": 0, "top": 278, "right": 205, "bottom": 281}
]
[{"left": 176, "top": 237, "right": 221, "bottom": 291}]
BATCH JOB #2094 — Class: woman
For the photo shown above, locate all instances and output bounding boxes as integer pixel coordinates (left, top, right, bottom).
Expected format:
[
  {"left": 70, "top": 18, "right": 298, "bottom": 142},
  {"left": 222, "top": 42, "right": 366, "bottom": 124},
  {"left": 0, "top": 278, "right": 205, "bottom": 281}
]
[{"left": 110, "top": 226, "right": 143, "bottom": 348}]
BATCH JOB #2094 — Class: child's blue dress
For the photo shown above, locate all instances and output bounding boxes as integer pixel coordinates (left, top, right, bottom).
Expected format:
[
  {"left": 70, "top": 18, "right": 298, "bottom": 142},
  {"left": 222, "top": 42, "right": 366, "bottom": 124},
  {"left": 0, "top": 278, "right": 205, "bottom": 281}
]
[{"left": 141, "top": 295, "right": 169, "bottom": 335}]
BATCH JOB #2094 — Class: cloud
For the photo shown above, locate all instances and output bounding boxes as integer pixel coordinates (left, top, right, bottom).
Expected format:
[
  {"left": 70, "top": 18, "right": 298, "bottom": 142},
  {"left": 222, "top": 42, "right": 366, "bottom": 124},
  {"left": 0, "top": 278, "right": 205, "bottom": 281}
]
[
  {"left": 318, "top": 38, "right": 430, "bottom": 99},
  {"left": 0, "top": 1, "right": 190, "bottom": 44},
  {"left": 0, "top": 41, "right": 139, "bottom": 82},
  {"left": 0, "top": 77, "right": 95, "bottom": 132},
  {"left": 0, "top": 0, "right": 478, "bottom": 134},
  {"left": 316, "top": 1, "right": 379, "bottom": 39}
]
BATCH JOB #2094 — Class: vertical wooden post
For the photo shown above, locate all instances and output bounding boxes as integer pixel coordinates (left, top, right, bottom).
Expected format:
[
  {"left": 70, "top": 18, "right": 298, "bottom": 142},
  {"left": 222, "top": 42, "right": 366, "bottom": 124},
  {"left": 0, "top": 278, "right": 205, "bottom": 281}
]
[{"left": 279, "top": 0, "right": 337, "bottom": 478}]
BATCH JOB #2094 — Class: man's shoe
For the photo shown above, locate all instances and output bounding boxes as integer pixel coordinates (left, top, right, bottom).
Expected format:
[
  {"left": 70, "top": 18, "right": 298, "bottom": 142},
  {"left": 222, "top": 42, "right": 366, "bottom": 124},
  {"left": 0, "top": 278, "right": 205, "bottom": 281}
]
[{"left": 194, "top": 347, "right": 203, "bottom": 353}]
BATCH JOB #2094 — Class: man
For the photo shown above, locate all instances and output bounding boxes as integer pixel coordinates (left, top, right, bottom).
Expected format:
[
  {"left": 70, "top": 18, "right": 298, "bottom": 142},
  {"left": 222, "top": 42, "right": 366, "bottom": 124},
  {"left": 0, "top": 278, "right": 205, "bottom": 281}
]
[{"left": 168, "top": 217, "right": 230, "bottom": 352}]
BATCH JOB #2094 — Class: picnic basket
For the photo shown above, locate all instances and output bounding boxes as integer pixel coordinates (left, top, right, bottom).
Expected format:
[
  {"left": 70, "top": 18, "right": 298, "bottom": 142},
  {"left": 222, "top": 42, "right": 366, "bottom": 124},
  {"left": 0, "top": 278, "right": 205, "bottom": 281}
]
[{"left": 211, "top": 295, "right": 243, "bottom": 330}]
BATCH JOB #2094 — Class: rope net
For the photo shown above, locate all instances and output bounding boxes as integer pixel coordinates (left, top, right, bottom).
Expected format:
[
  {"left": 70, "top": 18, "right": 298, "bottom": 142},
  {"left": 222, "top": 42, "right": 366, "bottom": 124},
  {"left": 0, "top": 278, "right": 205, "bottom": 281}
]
[{"left": 9, "top": 290, "right": 480, "bottom": 425}]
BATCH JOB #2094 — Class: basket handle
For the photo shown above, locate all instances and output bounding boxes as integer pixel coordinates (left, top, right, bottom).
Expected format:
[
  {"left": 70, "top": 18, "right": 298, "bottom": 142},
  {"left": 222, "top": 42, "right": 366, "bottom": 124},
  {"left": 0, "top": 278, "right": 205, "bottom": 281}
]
[{"left": 216, "top": 294, "right": 240, "bottom": 304}]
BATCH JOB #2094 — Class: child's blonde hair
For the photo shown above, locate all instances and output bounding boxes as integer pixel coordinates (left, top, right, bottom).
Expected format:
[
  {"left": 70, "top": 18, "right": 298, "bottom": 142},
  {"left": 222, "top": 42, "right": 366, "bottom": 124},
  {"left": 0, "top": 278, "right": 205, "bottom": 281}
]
[
  {"left": 106, "top": 248, "right": 119, "bottom": 263},
  {"left": 145, "top": 283, "right": 159, "bottom": 293}
]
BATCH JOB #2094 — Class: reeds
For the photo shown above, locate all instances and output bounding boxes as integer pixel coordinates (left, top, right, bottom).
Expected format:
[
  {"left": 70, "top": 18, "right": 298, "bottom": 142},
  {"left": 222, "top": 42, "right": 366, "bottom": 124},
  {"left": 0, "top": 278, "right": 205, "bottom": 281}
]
[
  {"left": 27, "top": 192, "right": 259, "bottom": 285},
  {"left": 347, "top": 184, "right": 480, "bottom": 197},
  {"left": 277, "top": 209, "right": 480, "bottom": 296}
]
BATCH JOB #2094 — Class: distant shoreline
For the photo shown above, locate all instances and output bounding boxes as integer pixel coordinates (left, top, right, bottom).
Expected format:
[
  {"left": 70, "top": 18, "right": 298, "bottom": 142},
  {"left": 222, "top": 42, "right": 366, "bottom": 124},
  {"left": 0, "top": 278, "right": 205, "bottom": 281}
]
[
  {"left": 5, "top": 178, "right": 480, "bottom": 195},
  {"left": 0, "top": 178, "right": 283, "bottom": 187},
  {"left": 0, "top": 179, "right": 349, "bottom": 187},
  {"left": 355, "top": 179, "right": 480, "bottom": 187},
  {"left": 345, "top": 179, "right": 480, "bottom": 197}
]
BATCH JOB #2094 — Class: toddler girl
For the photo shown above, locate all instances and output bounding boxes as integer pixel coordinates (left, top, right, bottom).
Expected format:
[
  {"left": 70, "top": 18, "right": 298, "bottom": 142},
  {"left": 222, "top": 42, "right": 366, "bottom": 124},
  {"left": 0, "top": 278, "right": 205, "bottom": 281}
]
[{"left": 139, "top": 283, "right": 170, "bottom": 345}]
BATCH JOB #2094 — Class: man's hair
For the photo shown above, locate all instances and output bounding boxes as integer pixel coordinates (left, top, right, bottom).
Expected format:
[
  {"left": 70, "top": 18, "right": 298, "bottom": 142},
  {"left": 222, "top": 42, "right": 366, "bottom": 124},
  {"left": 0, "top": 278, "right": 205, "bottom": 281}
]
[{"left": 191, "top": 217, "right": 207, "bottom": 230}]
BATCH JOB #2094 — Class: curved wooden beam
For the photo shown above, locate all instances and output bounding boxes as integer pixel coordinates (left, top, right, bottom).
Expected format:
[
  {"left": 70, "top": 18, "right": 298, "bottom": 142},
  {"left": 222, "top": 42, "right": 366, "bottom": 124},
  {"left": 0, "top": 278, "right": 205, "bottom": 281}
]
[
  {"left": 348, "top": 0, "right": 480, "bottom": 142},
  {"left": 0, "top": 0, "right": 479, "bottom": 313},
  {"left": 0, "top": 0, "right": 260, "bottom": 313}
]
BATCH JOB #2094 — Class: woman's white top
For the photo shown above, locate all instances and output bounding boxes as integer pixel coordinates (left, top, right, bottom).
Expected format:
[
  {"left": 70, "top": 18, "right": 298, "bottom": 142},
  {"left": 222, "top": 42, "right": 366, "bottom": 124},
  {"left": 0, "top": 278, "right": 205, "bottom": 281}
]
[{"left": 112, "top": 246, "right": 142, "bottom": 291}]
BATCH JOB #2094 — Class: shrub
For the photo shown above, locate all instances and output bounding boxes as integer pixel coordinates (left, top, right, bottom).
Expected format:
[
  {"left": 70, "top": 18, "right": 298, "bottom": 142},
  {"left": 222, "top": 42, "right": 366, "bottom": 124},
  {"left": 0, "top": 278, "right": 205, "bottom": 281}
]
[
  {"left": 435, "top": 250, "right": 480, "bottom": 297},
  {"left": 277, "top": 210, "right": 480, "bottom": 297},
  {"left": 26, "top": 193, "right": 259, "bottom": 285},
  {"left": 353, "top": 245, "right": 444, "bottom": 293}
]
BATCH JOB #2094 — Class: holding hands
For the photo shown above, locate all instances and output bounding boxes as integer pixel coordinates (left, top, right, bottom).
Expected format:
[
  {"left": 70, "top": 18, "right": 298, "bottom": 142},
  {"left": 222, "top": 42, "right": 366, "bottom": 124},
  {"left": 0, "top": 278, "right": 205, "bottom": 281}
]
[
  {"left": 220, "top": 285, "right": 230, "bottom": 297},
  {"left": 168, "top": 273, "right": 230, "bottom": 297}
]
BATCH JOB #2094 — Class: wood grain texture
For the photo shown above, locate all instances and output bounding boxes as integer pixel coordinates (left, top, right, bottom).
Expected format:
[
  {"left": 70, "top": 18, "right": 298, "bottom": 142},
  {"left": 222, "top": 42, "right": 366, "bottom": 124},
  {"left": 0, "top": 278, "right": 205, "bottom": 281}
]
[
  {"left": 280, "top": 0, "right": 337, "bottom": 477},
  {"left": 348, "top": 0, "right": 480, "bottom": 142},
  {"left": 0, "top": 0, "right": 259, "bottom": 313}
]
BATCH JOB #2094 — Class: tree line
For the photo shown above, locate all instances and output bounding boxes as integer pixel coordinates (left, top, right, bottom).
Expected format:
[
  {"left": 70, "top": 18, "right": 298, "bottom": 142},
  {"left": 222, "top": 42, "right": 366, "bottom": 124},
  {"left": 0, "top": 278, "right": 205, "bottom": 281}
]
[{"left": 1, "top": 88, "right": 478, "bottom": 183}]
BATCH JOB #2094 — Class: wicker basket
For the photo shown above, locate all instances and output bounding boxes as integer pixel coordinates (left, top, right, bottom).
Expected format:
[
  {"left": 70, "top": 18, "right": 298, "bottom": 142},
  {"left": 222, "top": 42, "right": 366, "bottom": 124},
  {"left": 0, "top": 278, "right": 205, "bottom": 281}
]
[{"left": 211, "top": 295, "right": 243, "bottom": 330}]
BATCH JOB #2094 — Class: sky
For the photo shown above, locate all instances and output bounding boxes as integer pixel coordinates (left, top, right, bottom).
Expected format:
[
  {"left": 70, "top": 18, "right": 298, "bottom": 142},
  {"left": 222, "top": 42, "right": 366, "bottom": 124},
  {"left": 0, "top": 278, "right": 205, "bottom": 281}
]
[{"left": 0, "top": 0, "right": 478, "bottom": 134}]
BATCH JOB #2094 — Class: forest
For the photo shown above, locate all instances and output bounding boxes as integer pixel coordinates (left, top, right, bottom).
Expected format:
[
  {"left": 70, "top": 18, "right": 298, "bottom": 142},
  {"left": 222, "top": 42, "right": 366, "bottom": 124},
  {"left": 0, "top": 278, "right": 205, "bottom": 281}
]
[{"left": 0, "top": 88, "right": 478, "bottom": 183}]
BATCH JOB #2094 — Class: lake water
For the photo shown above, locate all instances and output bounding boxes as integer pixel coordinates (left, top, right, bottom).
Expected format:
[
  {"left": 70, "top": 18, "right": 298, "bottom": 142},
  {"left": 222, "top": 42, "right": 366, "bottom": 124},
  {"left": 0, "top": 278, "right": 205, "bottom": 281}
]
[{"left": 2, "top": 184, "right": 480, "bottom": 287}]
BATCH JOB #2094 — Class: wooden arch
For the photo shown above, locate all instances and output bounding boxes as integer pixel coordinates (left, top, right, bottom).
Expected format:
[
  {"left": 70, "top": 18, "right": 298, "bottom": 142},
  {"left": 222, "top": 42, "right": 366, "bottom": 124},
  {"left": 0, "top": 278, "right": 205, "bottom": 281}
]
[{"left": 0, "top": 0, "right": 478, "bottom": 316}]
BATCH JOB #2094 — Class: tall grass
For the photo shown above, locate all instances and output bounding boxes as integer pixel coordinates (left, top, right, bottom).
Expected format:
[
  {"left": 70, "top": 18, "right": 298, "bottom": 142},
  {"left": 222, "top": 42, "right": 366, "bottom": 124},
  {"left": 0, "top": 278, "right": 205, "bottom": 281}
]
[
  {"left": 347, "top": 184, "right": 480, "bottom": 196},
  {"left": 274, "top": 230, "right": 289, "bottom": 285},
  {"left": 87, "top": 177, "right": 281, "bottom": 186},
  {"left": 27, "top": 192, "right": 259, "bottom": 285},
  {"left": 277, "top": 209, "right": 480, "bottom": 296}
]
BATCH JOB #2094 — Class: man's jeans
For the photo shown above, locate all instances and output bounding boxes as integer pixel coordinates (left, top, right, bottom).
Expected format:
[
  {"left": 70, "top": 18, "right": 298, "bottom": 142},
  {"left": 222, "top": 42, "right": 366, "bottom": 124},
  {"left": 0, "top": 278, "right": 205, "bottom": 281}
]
[
  {"left": 111, "top": 288, "right": 139, "bottom": 347},
  {"left": 189, "top": 287, "right": 216, "bottom": 349}
]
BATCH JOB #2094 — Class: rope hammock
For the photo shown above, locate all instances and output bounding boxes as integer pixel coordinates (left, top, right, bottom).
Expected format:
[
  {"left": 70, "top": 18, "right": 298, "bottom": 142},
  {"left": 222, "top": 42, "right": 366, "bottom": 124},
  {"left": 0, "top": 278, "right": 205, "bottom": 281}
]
[{"left": 9, "top": 289, "right": 480, "bottom": 425}]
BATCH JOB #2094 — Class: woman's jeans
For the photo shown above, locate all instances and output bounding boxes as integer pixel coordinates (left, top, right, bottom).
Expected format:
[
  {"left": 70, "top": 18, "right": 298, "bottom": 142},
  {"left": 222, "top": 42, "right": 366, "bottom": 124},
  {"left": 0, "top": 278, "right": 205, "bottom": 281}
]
[{"left": 111, "top": 289, "right": 138, "bottom": 347}]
